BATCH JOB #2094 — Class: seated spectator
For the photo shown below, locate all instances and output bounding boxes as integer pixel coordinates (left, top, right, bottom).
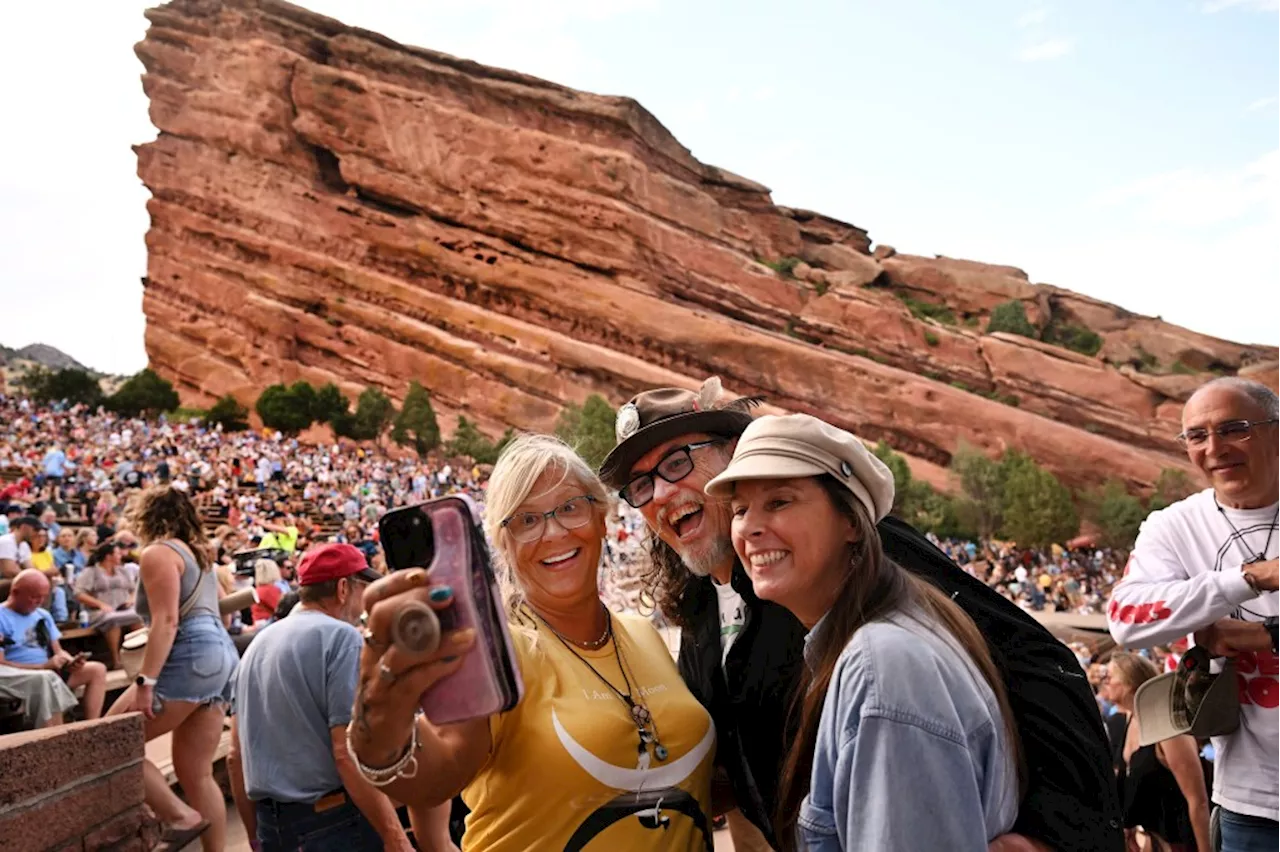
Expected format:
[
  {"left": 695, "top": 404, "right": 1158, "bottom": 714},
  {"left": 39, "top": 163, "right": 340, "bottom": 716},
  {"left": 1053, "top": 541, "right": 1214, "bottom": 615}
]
[
  {"left": 51, "top": 528, "right": 81, "bottom": 579},
  {"left": 96, "top": 510, "right": 118, "bottom": 543},
  {"left": 29, "top": 529, "right": 70, "bottom": 623},
  {"left": 0, "top": 663, "right": 80, "bottom": 728},
  {"left": 0, "top": 516, "right": 40, "bottom": 580},
  {"left": 250, "top": 559, "right": 284, "bottom": 626},
  {"left": 74, "top": 543, "right": 144, "bottom": 671},
  {"left": 0, "top": 569, "right": 106, "bottom": 719}
]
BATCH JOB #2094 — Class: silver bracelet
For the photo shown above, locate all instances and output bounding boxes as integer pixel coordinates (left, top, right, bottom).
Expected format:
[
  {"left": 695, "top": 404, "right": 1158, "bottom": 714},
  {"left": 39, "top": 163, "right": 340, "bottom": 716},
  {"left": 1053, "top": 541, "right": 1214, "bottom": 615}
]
[{"left": 346, "top": 716, "right": 419, "bottom": 787}]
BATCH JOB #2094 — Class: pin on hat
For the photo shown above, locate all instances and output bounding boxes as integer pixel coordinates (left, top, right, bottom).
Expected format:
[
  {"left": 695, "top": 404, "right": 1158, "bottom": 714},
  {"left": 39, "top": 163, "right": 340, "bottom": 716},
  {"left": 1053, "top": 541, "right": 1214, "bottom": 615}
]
[{"left": 599, "top": 377, "right": 765, "bottom": 488}]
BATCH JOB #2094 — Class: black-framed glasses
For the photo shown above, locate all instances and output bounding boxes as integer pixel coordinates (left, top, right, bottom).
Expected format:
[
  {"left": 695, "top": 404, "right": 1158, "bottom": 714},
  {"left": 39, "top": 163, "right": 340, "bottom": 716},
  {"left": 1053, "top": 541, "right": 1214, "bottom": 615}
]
[
  {"left": 501, "top": 495, "right": 598, "bottom": 544},
  {"left": 1176, "top": 418, "right": 1278, "bottom": 447},
  {"left": 619, "top": 440, "right": 722, "bottom": 508}
]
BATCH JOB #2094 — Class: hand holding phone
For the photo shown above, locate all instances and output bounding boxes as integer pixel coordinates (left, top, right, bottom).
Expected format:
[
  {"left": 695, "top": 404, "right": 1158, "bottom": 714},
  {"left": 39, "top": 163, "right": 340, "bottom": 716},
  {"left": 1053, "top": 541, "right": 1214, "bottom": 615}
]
[{"left": 377, "top": 496, "right": 523, "bottom": 724}]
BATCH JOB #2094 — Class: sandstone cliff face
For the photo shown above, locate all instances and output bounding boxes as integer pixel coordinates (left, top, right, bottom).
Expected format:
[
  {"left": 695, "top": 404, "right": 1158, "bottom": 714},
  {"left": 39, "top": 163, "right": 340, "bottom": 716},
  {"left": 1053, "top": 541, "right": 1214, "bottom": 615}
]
[{"left": 136, "top": 0, "right": 1277, "bottom": 493}]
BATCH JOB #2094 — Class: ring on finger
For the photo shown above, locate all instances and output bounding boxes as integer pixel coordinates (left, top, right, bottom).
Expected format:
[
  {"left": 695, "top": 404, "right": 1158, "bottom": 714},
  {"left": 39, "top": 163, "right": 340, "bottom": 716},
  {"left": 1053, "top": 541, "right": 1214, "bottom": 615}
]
[
  {"left": 362, "top": 628, "right": 386, "bottom": 650},
  {"left": 378, "top": 662, "right": 397, "bottom": 684}
]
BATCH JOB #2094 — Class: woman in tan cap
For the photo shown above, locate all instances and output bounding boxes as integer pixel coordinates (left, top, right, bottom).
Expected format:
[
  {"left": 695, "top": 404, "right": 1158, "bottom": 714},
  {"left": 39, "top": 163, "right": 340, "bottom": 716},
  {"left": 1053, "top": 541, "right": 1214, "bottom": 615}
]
[
  {"left": 705, "top": 413, "right": 1025, "bottom": 852},
  {"left": 348, "top": 434, "right": 716, "bottom": 851}
]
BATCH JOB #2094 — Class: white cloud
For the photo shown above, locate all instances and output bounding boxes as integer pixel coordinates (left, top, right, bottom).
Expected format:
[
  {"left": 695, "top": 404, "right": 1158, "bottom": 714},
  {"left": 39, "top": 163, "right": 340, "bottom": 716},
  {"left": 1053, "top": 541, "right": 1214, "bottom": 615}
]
[
  {"left": 1016, "top": 38, "right": 1074, "bottom": 61},
  {"left": 1246, "top": 96, "right": 1278, "bottom": 112},
  {"left": 1203, "top": 0, "right": 1279, "bottom": 11},
  {"left": 1017, "top": 7, "right": 1049, "bottom": 27},
  {"left": 1040, "top": 151, "right": 1279, "bottom": 346}
]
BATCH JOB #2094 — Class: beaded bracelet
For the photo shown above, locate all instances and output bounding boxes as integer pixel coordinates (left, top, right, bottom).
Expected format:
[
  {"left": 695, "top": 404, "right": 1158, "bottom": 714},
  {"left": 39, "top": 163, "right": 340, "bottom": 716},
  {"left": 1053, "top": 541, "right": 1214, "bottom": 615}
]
[{"left": 346, "top": 715, "right": 420, "bottom": 787}]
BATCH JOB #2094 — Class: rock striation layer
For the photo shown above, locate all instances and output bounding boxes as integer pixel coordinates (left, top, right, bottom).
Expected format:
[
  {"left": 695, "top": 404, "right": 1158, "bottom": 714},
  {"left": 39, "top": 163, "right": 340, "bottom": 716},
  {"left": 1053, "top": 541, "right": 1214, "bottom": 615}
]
[{"left": 136, "top": 0, "right": 1277, "bottom": 492}]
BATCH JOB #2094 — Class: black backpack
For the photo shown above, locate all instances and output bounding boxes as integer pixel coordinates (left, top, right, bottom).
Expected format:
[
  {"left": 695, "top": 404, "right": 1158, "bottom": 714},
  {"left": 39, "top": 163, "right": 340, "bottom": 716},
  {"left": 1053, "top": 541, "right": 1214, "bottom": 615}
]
[{"left": 878, "top": 516, "right": 1124, "bottom": 852}]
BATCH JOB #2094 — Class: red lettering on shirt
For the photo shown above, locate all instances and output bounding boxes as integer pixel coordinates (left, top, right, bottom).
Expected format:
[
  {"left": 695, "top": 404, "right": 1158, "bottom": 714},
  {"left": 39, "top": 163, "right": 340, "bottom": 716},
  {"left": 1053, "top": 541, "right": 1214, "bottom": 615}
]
[
  {"left": 1247, "top": 677, "right": 1279, "bottom": 709},
  {"left": 1108, "top": 599, "right": 1120, "bottom": 620},
  {"left": 1257, "top": 650, "right": 1279, "bottom": 676},
  {"left": 1150, "top": 602, "right": 1173, "bottom": 622},
  {"left": 1133, "top": 602, "right": 1155, "bottom": 625},
  {"left": 1239, "top": 672, "right": 1253, "bottom": 705},
  {"left": 1119, "top": 604, "right": 1137, "bottom": 624}
]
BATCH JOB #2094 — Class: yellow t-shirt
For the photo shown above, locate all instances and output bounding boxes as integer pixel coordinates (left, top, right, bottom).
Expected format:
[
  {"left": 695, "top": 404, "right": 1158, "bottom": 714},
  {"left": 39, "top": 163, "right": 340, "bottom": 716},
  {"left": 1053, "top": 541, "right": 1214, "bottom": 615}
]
[
  {"left": 462, "top": 612, "right": 715, "bottom": 851},
  {"left": 31, "top": 550, "right": 54, "bottom": 574}
]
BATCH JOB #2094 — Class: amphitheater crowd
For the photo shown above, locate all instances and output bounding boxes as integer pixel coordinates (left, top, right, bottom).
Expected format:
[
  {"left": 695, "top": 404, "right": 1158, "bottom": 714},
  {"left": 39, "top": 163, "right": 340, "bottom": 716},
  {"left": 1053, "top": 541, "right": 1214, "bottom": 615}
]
[
  {"left": 1, "top": 377, "right": 1274, "bottom": 852},
  {"left": 0, "top": 394, "right": 1119, "bottom": 624}
]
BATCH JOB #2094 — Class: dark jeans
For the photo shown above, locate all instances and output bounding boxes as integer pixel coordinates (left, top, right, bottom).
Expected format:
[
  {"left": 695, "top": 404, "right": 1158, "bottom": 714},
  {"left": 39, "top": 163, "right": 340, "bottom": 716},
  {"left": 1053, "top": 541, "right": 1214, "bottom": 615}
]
[
  {"left": 256, "top": 794, "right": 381, "bottom": 851},
  {"left": 1219, "top": 808, "right": 1279, "bottom": 852}
]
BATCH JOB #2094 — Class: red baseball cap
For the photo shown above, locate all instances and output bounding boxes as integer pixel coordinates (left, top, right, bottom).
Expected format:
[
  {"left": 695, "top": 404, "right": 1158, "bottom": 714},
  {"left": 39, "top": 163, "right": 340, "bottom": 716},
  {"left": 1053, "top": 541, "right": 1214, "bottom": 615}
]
[{"left": 297, "top": 543, "right": 381, "bottom": 586}]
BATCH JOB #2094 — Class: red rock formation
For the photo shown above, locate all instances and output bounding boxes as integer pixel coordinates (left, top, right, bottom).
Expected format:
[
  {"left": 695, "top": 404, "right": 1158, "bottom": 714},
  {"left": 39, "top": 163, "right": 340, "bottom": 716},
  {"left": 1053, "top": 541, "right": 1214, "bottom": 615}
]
[{"left": 135, "top": 0, "right": 1276, "bottom": 493}]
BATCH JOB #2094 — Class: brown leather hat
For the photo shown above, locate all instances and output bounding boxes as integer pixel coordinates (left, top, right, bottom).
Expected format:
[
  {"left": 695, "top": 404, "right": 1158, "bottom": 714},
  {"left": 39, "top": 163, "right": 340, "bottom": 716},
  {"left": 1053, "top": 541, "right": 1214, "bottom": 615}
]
[{"left": 598, "top": 377, "right": 762, "bottom": 489}]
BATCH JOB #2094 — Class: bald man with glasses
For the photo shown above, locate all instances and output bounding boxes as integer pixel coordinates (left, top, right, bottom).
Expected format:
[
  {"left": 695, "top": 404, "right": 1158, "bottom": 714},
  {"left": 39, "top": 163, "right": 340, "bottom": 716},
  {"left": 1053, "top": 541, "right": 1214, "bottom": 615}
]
[{"left": 1108, "top": 376, "right": 1279, "bottom": 852}]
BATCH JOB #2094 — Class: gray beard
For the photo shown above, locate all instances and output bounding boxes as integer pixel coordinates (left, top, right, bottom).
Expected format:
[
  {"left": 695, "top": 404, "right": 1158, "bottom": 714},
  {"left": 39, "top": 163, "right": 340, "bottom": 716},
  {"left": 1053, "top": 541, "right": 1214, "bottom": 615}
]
[{"left": 680, "top": 536, "right": 734, "bottom": 578}]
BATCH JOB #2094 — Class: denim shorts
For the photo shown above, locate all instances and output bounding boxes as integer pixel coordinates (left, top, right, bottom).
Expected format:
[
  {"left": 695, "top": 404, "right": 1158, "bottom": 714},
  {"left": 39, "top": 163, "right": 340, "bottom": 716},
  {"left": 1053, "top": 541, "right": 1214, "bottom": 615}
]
[{"left": 156, "top": 614, "right": 239, "bottom": 706}]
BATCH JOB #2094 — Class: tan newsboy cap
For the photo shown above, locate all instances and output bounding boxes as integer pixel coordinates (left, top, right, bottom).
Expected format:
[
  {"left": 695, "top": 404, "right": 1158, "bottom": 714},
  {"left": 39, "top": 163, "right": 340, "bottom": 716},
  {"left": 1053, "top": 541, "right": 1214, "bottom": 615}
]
[{"left": 704, "top": 413, "right": 895, "bottom": 522}]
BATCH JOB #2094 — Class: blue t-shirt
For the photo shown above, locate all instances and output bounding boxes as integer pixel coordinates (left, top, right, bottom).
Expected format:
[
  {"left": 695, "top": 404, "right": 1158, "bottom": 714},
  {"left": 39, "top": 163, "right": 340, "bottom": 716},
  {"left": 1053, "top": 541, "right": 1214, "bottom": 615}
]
[
  {"left": 43, "top": 449, "right": 66, "bottom": 477},
  {"left": 232, "top": 609, "right": 363, "bottom": 802},
  {"left": 0, "top": 606, "right": 59, "bottom": 665}
]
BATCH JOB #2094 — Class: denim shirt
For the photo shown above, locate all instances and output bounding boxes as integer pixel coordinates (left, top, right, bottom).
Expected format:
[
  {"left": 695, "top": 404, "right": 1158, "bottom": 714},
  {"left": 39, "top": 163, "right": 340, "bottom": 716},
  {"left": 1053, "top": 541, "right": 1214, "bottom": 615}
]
[{"left": 799, "top": 607, "right": 1019, "bottom": 851}]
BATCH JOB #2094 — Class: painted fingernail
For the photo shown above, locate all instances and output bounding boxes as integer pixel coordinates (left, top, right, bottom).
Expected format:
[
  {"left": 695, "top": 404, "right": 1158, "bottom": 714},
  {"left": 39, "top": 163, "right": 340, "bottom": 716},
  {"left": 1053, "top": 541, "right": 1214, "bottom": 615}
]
[
  {"left": 442, "top": 656, "right": 458, "bottom": 663},
  {"left": 429, "top": 586, "right": 453, "bottom": 603}
]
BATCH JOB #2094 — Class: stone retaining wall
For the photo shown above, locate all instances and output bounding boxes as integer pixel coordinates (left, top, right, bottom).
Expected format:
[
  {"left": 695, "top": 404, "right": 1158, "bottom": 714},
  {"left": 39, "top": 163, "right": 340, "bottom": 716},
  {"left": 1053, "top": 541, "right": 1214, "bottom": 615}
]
[{"left": 0, "top": 715, "right": 160, "bottom": 852}]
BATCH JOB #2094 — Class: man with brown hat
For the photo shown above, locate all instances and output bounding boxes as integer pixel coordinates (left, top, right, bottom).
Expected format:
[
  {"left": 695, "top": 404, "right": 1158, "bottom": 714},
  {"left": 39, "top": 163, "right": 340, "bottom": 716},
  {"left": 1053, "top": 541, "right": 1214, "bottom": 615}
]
[{"left": 599, "top": 377, "right": 1122, "bottom": 852}]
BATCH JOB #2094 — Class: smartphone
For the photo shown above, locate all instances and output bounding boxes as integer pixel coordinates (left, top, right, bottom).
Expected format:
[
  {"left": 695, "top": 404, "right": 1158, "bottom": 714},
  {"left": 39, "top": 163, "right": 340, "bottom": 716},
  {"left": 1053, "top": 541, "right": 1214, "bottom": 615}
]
[{"left": 378, "top": 495, "right": 523, "bottom": 724}]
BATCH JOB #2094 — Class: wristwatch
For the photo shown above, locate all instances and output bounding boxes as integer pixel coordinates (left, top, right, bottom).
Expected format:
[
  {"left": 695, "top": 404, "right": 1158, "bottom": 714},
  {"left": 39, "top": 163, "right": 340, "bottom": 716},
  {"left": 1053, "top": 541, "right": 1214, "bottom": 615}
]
[
  {"left": 1264, "top": 617, "right": 1278, "bottom": 655},
  {"left": 136, "top": 674, "right": 158, "bottom": 688}
]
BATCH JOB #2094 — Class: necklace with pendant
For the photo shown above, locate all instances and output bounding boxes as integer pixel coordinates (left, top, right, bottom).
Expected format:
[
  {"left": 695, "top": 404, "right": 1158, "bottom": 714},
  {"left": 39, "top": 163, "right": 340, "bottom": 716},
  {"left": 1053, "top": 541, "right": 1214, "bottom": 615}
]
[{"left": 535, "top": 609, "right": 669, "bottom": 767}]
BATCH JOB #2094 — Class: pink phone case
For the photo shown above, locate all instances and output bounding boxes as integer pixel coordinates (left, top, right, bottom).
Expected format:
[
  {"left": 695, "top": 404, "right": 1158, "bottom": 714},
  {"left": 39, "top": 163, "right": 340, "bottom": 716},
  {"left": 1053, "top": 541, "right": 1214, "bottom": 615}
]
[{"left": 405, "top": 495, "right": 523, "bottom": 724}]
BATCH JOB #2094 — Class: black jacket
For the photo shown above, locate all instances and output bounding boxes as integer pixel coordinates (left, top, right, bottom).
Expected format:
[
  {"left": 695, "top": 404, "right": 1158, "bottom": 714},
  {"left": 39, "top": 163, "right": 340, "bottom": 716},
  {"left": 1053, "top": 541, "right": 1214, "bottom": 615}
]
[{"left": 676, "top": 516, "right": 1124, "bottom": 852}]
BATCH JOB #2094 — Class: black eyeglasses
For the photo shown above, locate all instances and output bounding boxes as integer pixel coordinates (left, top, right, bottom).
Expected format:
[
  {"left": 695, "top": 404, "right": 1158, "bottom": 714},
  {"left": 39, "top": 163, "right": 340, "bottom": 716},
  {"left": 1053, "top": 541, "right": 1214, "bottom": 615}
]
[
  {"left": 1177, "top": 418, "right": 1278, "bottom": 447},
  {"left": 619, "top": 440, "right": 721, "bottom": 508},
  {"left": 501, "top": 495, "right": 598, "bottom": 544}
]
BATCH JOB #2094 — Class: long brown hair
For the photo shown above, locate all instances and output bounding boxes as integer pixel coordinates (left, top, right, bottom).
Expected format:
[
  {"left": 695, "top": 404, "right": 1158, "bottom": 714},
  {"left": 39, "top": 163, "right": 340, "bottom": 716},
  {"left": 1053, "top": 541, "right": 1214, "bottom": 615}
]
[
  {"left": 775, "top": 477, "right": 1025, "bottom": 850},
  {"left": 125, "top": 485, "right": 212, "bottom": 572}
]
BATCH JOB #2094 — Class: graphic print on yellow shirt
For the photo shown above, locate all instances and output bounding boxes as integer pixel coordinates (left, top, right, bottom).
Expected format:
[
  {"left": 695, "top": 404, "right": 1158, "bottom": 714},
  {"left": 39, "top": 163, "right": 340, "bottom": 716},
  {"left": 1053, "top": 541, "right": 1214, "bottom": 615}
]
[{"left": 461, "top": 612, "right": 715, "bottom": 851}]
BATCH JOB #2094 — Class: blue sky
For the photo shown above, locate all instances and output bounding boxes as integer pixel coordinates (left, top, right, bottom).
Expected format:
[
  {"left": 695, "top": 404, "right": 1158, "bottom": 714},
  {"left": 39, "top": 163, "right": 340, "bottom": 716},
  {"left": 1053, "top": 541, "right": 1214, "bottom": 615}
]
[{"left": 0, "top": 0, "right": 1275, "bottom": 374}]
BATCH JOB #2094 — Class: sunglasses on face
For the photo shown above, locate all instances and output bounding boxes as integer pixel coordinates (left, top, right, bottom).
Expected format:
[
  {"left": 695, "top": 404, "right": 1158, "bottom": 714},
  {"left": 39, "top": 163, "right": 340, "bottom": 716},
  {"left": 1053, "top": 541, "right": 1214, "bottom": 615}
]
[
  {"left": 501, "top": 495, "right": 598, "bottom": 544},
  {"left": 1177, "top": 418, "right": 1278, "bottom": 447},
  {"left": 619, "top": 440, "right": 722, "bottom": 509}
]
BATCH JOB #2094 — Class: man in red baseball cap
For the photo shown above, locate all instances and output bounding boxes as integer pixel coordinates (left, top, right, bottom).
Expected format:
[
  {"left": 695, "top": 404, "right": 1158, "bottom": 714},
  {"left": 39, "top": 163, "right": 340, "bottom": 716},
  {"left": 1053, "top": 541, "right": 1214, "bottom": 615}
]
[{"left": 228, "top": 544, "right": 411, "bottom": 851}]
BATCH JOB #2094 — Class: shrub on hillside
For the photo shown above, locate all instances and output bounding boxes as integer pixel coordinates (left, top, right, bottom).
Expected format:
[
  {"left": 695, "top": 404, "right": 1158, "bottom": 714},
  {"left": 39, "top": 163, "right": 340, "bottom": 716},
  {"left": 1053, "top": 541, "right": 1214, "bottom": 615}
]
[{"left": 986, "top": 300, "right": 1037, "bottom": 339}]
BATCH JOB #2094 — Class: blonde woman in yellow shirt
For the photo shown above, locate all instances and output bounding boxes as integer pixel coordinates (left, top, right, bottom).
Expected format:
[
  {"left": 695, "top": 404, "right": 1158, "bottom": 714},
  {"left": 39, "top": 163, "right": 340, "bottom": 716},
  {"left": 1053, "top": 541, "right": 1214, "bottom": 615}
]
[{"left": 350, "top": 435, "right": 716, "bottom": 851}]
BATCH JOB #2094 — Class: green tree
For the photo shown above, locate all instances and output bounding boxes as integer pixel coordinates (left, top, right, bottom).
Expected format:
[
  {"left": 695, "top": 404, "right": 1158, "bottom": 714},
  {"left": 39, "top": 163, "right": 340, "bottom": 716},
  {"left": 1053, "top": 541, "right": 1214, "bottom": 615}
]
[
  {"left": 950, "top": 442, "right": 1007, "bottom": 536},
  {"left": 392, "top": 381, "right": 441, "bottom": 456},
  {"left": 255, "top": 384, "right": 315, "bottom": 435},
  {"left": 999, "top": 454, "right": 1079, "bottom": 547},
  {"left": 872, "top": 440, "right": 912, "bottom": 511},
  {"left": 1149, "top": 468, "right": 1197, "bottom": 512},
  {"left": 21, "top": 367, "right": 104, "bottom": 407},
  {"left": 106, "top": 369, "right": 180, "bottom": 418},
  {"left": 335, "top": 387, "right": 397, "bottom": 442},
  {"left": 313, "top": 382, "right": 350, "bottom": 425},
  {"left": 289, "top": 381, "right": 318, "bottom": 421},
  {"left": 446, "top": 416, "right": 502, "bottom": 464},
  {"left": 206, "top": 394, "right": 251, "bottom": 432},
  {"left": 554, "top": 394, "right": 617, "bottom": 470},
  {"left": 1086, "top": 479, "right": 1147, "bottom": 549},
  {"left": 986, "top": 300, "right": 1038, "bottom": 339}
]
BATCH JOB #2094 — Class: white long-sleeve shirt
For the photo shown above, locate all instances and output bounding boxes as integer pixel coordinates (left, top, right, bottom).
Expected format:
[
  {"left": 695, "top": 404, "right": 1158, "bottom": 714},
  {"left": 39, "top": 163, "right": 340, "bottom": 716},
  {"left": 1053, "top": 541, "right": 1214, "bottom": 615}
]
[{"left": 1107, "top": 488, "right": 1278, "bottom": 820}]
